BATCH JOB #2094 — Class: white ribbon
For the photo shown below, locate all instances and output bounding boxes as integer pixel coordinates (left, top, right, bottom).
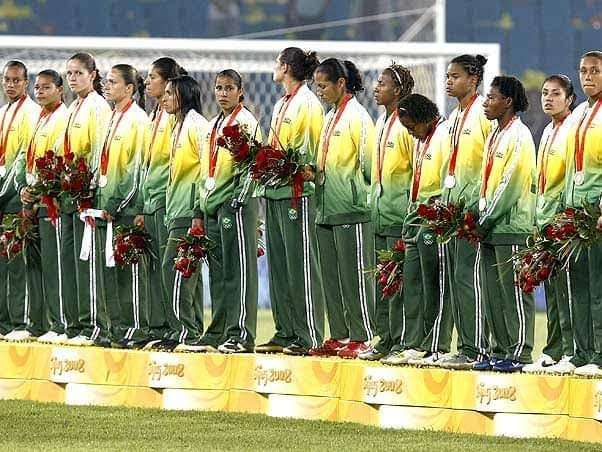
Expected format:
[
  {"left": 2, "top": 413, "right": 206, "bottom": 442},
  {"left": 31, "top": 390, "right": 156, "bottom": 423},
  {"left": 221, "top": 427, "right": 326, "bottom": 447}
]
[
  {"left": 78, "top": 209, "right": 104, "bottom": 262},
  {"left": 105, "top": 220, "right": 115, "bottom": 268}
]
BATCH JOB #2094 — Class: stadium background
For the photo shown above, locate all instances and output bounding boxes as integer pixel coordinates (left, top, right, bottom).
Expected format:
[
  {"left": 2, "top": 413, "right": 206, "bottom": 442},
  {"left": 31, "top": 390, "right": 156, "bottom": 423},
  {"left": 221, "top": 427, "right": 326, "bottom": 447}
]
[{"left": 0, "top": 0, "right": 599, "bottom": 308}]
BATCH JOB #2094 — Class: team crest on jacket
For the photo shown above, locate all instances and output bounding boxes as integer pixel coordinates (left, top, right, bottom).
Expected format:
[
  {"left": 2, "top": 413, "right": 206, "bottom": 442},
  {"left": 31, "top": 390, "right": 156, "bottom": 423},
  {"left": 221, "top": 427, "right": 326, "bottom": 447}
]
[
  {"left": 288, "top": 208, "right": 298, "bottom": 221},
  {"left": 222, "top": 217, "right": 233, "bottom": 229},
  {"left": 423, "top": 232, "right": 434, "bottom": 246}
]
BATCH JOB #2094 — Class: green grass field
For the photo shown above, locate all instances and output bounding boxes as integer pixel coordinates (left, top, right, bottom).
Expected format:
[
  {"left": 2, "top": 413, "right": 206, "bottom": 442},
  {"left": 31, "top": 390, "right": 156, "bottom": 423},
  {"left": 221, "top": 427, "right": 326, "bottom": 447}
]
[{"left": 0, "top": 400, "right": 595, "bottom": 451}]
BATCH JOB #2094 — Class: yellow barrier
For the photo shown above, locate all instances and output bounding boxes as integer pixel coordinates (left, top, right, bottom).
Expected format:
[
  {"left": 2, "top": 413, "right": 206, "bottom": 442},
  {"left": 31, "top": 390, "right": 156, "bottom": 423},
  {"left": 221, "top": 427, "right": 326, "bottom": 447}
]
[{"left": 0, "top": 341, "right": 601, "bottom": 443}]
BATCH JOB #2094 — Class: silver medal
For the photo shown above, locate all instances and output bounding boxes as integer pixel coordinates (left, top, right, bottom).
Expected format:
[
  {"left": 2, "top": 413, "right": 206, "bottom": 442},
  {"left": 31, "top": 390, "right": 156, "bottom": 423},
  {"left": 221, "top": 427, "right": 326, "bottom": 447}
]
[
  {"left": 26, "top": 172, "right": 36, "bottom": 185},
  {"left": 317, "top": 172, "right": 326, "bottom": 186},
  {"left": 375, "top": 183, "right": 382, "bottom": 197},
  {"left": 444, "top": 175, "right": 456, "bottom": 189},
  {"left": 0, "top": 166, "right": 6, "bottom": 177},
  {"left": 478, "top": 197, "right": 487, "bottom": 212},
  {"left": 574, "top": 171, "right": 585, "bottom": 186},
  {"left": 205, "top": 177, "right": 216, "bottom": 191},
  {"left": 98, "top": 174, "right": 108, "bottom": 188},
  {"left": 537, "top": 196, "right": 546, "bottom": 209}
]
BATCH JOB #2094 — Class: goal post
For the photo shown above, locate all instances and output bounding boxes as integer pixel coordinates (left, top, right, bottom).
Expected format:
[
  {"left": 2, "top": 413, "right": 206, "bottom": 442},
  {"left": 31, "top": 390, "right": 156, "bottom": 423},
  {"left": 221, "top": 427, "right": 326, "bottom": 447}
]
[{"left": 0, "top": 35, "right": 500, "bottom": 131}]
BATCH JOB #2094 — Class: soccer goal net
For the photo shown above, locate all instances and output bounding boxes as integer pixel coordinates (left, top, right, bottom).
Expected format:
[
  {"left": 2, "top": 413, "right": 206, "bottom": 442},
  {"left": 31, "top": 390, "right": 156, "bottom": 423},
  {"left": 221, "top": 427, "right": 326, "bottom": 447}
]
[{"left": 0, "top": 36, "right": 500, "bottom": 131}]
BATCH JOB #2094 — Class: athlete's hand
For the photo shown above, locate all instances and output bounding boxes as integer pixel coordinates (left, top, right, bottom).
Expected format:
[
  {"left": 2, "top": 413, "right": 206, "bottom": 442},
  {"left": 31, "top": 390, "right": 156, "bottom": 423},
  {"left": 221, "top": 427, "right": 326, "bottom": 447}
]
[
  {"left": 134, "top": 215, "right": 145, "bottom": 227},
  {"left": 20, "top": 187, "right": 36, "bottom": 204},
  {"left": 102, "top": 211, "right": 114, "bottom": 222},
  {"left": 302, "top": 164, "right": 315, "bottom": 182}
]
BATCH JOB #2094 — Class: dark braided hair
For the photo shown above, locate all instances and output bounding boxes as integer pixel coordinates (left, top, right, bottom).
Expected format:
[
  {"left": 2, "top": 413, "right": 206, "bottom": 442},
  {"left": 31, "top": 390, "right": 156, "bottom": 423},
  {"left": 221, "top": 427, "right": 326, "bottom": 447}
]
[
  {"left": 384, "top": 62, "right": 414, "bottom": 99},
  {"left": 397, "top": 93, "right": 439, "bottom": 123},
  {"left": 491, "top": 76, "right": 529, "bottom": 113},
  {"left": 450, "top": 54, "right": 488, "bottom": 86}
]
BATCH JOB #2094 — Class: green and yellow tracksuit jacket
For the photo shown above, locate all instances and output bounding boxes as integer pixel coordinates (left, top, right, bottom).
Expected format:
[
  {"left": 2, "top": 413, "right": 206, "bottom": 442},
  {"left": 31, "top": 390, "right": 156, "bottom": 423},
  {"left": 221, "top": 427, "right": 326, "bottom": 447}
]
[
  {"left": 564, "top": 100, "right": 602, "bottom": 209},
  {"left": 59, "top": 91, "right": 112, "bottom": 213},
  {"left": 442, "top": 96, "right": 494, "bottom": 207},
  {"left": 262, "top": 83, "right": 324, "bottom": 200},
  {"left": 138, "top": 109, "right": 174, "bottom": 215},
  {"left": 370, "top": 111, "right": 414, "bottom": 236},
  {"left": 195, "top": 106, "right": 262, "bottom": 217},
  {"left": 403, "top": 119, "right": 449, "bottom": 241},
  {"left": 96, "top": 103, "right": 149, "bottom": 218},
  {"left": 0, "top": 96, "right": 41, "bottom": 211},
  {"left": 535, "top": 117, "right": 575, "bottom": 228},
  {"left": 478, "top": 117, "right": 536, "bottom": 243},
  {"left": 14, "top": 103, "right": 68, "bottom": 195},
  {"left": 165, "top": 109, "right": 208, "bottom": 229},
  {"left": 315, "top": 96, "right": 375, "bottom": 225}
]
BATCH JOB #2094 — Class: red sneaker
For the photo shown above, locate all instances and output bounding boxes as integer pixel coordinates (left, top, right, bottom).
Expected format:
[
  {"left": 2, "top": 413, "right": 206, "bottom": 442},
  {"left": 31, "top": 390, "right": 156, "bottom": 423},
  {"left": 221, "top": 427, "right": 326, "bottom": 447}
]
[
  {"left": 337, "top": 341, "right": 369, "bottom": 359},
  {"left": 308, "top": 338, "right": 347, "bottom": 357}
]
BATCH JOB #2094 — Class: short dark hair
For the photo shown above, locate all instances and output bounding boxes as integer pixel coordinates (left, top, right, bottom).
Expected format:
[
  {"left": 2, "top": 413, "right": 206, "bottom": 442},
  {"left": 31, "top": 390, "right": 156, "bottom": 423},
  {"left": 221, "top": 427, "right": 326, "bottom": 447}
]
[
  {"left": 449, "top": 54, "right": 488, "bottom": 85},
  {"left": 279, "top": 47, "right": 320, "bottom": 81},
  {"left": 4, "top": 60, "right": 27, "bottom": 79},
  {"left": 314, "top": 58, "right": 364, "bottom": 94},
  {"left": 37, "top": 69, "right": 63, "bottom": 88},
  {"left": 397, "top": 93, "right": 439, "bottom": 124},
  {"left": 491, "top": 75, "right": 529, "bottom": 113}
]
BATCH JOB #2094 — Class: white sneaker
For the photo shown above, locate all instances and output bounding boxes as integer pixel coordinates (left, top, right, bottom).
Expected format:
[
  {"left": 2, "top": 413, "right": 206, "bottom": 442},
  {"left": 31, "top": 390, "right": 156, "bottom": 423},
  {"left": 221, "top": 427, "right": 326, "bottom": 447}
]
[
  {"left": 48, "top": 333, "right": 68, "bottom": 345},
  {"left": 4, "top": 329, "right": 34, "bottom": 342},
  {"left": 66, "top": 335, "right": 94, "bottom": 346},
  {"left": 386, "top": 348, "right": 426, "bottom": 365},
  {"left": 522, "top": 353, "right": 556, "bottom": 374},
  {"left": 574, "top": 363, "right": 602, "bottom": 377},
  {"left": 37, "top": 331, "right": 60, "bottom": 343},
  {"left": 408, "top": 352, "right": 448, "bottom": 367},
  {"left": 142, "top": 339, "right": 163, "bottom": 350}
]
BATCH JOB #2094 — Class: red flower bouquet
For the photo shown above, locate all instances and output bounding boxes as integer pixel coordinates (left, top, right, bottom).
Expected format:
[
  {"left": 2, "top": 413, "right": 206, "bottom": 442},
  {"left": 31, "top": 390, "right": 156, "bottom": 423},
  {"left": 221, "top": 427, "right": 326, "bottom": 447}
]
[
  {"left": 417, "top": 199, "right": 481, "bottom": 244},
  {"left": 29, "top": 150, "right": 65, "bottom": 224},
  {"left": 60, "top": 152, "right": 95, "bottom": 211},
  {"left": 113, "top": 224, "right": 154, "bottom": 266},
  {"left": 374, "top": 239, "right": 406, "bottom": 299},
  {"left": 173, "top": 226, "right": 215, "bottom": 278},
  {"left": 0, "top": 212, "right": 39, "bottom": 260}
]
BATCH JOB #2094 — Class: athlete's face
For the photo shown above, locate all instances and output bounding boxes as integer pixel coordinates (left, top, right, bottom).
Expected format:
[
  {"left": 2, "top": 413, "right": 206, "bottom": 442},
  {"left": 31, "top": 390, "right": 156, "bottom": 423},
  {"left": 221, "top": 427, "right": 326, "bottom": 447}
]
[
  {"left": 541, "top": 79, "right": 572, "bottom": 118},
  {"left": 2, "top": 66, "right": 28, "bottom": 102},
  {"left": 313, "top": 70, "right": 345, "bottom": 105},
  {"left": 103, "top": 68, "right": 132, "bottom": 104},
  {"left": 66, "top": 59, "right": 95, "bottom": 97},
  {"left": 34, "top": 75, "right": 62, "bottom": 108},
  {"left": 145, "top": 66, "right": 167, "bottom": 99},
  {"left": 399, "top": 114, "right": 431, "bottom": 141},
  {"left": 214, "top": 75, "right": 242, "bottom": 114},
  {"left": 162, "top": 82, "right": 178, "bottom": 115},
  {"left": 579, "top": 56, "right": 602, "bottom": 100},
  {"left": 273, "top": 54, "right": 286, "bottom": 83},
  {"left": 373, "top": 71, "right": 399, "bottom": 107},
  {"left": 446, "top": 62, "right": 477, "bottom": 100},
  {"left": 483, "top": 86, "right": 511, "bottom": 121}
]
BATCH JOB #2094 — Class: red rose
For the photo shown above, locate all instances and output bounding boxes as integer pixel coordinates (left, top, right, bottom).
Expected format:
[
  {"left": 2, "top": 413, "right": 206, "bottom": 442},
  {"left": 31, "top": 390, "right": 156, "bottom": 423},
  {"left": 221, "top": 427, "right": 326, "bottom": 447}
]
[
  {"left": 393, "top": 239, "right": 405, "bottom": 253},
  {"left": 9, "top": 242, "right": 22, "bottom": 255},
  {"left": 130, "top": 235, "right": 146, "bottom": 249},
  {"left": 191, "top": 245, "right": 206, "bottom": 258},
  {"left": 537, "top": 267, "right": 551, "bottom": 280},
  {"left": 116, "top": 242, "right": 129, "bottom": 254},
  {"left": 235, "top": 142, "right": 250, "bottom": 161},
  {"left": 222, "top": 124, "right": 241, "bottom": 139},
  {"left": 189, "top": 226, "right": 205, "bottom": 238},
  {"left": 77, "top": 158, "right": 88, "bottom": 172},
  {"left": 564, "top": 208, "right": 576, "bottom": 218},
  {"left": 175, "top": 257, "right": 190, "bottom": 272},
  {"left": 257, "top": 246, "right": 265, "bottom": 258},
  {"left": 114, "top": 253, "right": 125, "bottom": 265}
]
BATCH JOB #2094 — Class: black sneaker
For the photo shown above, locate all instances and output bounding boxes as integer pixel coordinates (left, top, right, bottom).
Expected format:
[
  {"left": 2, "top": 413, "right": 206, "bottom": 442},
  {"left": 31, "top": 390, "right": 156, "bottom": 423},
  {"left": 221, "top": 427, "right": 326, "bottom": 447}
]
[
  {"left": 254, "top": 341, "right": 284, "bottom": 354},
  {"left": 175, "top": 338, "right": 218, "bottom": 353},
  {"left": 283, "top": 343, "right": 309, "bottom": 356},
  {"left": 218, "top": 338, "right": 253, "bottom": 354},
  {"left": 151, "top": 339, "right": 180, "bottom": 351}
]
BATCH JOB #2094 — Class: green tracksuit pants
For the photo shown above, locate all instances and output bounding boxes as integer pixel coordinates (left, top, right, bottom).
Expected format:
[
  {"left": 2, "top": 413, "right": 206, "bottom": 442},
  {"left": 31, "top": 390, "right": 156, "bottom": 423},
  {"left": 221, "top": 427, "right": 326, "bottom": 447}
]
[
  {"left": 374, "top": 233, "right": 406, "bottom": 354},
  {"left": 0, "top": 259, "right": 8, "bottom": 334},
  {"left": 39, "top": 215, "right": 68, "bottom": 334},
  {"left": 202, "top": 200, "right": 258, "bottom": 348},
  {"left": 480, "top": 242, "right": 535, "bottom": 363},
  {"left": 542, "top": 267, "right": 574, "bottom": 361},
  {"left": 402, "top": 228, "right": 453, "bottom": 353},
  {"left": 265, "top": 196, "right": 325, "bottom": 349},
  {"left": 446, "top": 239, "right": 489, "bottom": 360},
  {"left": 58, "top": 213, "right": 81, "bottom": 337},
  {"left": 5, "top": 241, "right": 44, "bottom": 335},
  {"left": 161, "top": 219, "right": 203, "bottom": 344},
  {"left": 567, "top": 242, "right": 602, "bottom": 367},
  {"left": 98, "top": 217, "right": 150, "bottom": 342},
  {"left": 145, "top": 208, "right": 170, "bottom": 338},
  {"left": 316, "top": 221, "right": 375, "bottom": 342}
]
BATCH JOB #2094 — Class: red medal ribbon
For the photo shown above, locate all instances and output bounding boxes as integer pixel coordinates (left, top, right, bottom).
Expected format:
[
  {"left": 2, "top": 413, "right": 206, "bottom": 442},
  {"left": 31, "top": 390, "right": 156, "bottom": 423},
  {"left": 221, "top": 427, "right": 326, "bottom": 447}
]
[
  {"left": 410, "top": 117, "right": 442, "bottom": 202},
  {"left": 447, "top": 93, "right": 478, "bottom": 177},
  {"left": 63, "top": 94, "right": 89, "bottom": 157},
  {"left": 209, "top": 103, "right": 243, "bottom": 178},
  {"left": 538, "top": 115, "right": 567, "bottom": 194},
  {"left": 271, "top": 83, "right": 302, "bottom": 148},
  {"left": 480, "top": 116, "right": 517, "bottom": 199},
  {"left": 574, "top": 98, "right": 602, "bottom": 175},
  {"left": 99, "top": 99, "right": 134, "bottom": 178},
  {"left": 26, "top": 102, "right": 62, "bottom": 172},
  {"left": 319, "top": 93, "right": 353, "bottom": 172},
  {"left": 376, "top": 110, "right": 398, "bottom": 184},
  {"left": 0, "top": 95, "right": 27, "bottom": 167}
]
